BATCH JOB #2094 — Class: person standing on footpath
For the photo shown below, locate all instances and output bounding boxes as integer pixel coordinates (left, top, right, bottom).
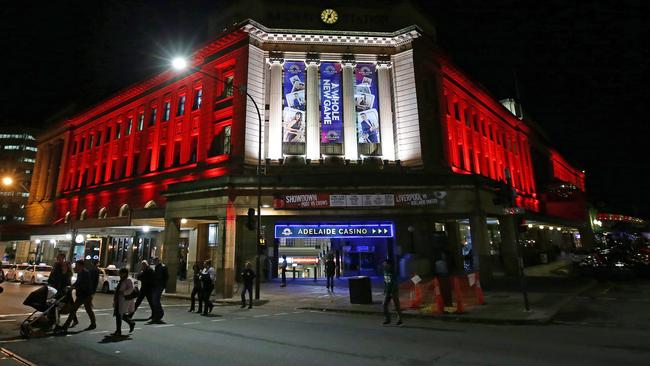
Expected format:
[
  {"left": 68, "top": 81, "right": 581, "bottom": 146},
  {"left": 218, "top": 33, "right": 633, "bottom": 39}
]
[
  {"left": 61, "top": 260, "right": 97, "bottom": 331},
  {"left": 325, "top": 255, "right": 336, "bottom": 293},
  {"left": 382, "top": 260, "right": 403, "bottom": 326},
  {"left": 112, "top": 268, "right": 136, "bottom": 336},
  {"left": 150, "top": 257, "right": 168, "bottom": 323},
  {"left": 131, "top": 260, "right": 154, "bottom": 319},
  {"left": 86, "top": 259, "right": 100, "bottom": 316},
  {"left": 240, "top": 262, "right": 255, "bottom": 309},
  {"left": 189, "top": 263, "right": 203, "bottom": 313},
  {"left": 200, "top": 259, "right": 215, "bottom": 315},
  {"left": 280, "top": 255, "right": 287, "bottom": 287}
]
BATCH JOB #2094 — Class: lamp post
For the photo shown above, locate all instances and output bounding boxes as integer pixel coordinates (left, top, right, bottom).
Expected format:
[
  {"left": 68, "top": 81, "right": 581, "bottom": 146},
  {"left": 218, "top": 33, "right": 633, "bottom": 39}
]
[{"left": 171, "top": 57, "right": 263, "bottom": 300}]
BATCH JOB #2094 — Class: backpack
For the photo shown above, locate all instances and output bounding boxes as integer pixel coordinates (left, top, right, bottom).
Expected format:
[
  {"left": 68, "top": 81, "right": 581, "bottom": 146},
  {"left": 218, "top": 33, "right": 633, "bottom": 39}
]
[{"left": 125, "top": 286, "right": 139, "bottom": 300}]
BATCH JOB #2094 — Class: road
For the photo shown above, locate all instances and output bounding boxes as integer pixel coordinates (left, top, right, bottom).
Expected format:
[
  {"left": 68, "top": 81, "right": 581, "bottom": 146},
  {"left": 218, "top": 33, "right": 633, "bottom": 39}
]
[{"left": 1, "top": 281, "right": 649, "bottom": 366}]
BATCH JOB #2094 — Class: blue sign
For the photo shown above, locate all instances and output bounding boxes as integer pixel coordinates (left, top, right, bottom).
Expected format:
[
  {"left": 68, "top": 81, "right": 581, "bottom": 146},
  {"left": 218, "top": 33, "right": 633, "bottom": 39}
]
[
  {"left": 274, "top": 223, "right": 394, "bottom": 239},
  {"left": 320, "top": 62, "right": 343, "bottom": 143}
]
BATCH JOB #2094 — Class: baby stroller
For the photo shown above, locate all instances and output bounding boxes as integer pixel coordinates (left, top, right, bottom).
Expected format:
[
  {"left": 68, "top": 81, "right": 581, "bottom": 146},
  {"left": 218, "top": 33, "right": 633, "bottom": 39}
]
[{"left": 20, "top": 285, "right": 70, "bottom": 338}]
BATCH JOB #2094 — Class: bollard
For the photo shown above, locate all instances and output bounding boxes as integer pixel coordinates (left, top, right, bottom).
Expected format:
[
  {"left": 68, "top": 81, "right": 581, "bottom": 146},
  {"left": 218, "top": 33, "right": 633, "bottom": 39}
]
[{"left": 453, "top": 276, "right": 465, "bottom": 313}]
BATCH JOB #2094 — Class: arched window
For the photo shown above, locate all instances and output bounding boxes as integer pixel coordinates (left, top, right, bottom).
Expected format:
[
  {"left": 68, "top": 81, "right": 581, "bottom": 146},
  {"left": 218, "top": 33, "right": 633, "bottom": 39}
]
[
  {"left": 98, "top": 207, "right": 108, "bottom": 219},
  {"left": 64, "top": 211, "right": 71, "bottom": 223},
  {"left": 79, "top": 209, "right": 87, "bottom": 221},
  {"left": 118, "top": 204, "right": 130, "bottom": 217},
  {"left": 144, "top": 200, "right": 158, "bottom": 209}
]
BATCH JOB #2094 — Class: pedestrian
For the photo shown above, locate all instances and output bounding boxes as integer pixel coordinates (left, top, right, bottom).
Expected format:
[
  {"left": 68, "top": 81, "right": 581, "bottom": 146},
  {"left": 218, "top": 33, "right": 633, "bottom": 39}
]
[
  {"left": 325, "top": 255, "right": 335, "bottom": 292},
  {"left": 86, "top": 259, "right": 100, "bottom": 315},
  {"left": 61, "top": 260, "right": 97, "bottom": 331},
  {"left": 179, "top": 258, "right": 187, "bottom": 281},
  {"left": 240, "top": 262, "right": 255, "bottom": 309},
  {"left": 112, "top": 268, "right": 136, "bottom": 336},
  {"left": 189, "top": 263, "right": 203, "bottom": 313},
  {"left": 132, "top": 260, "right": 154, "bottom": 319},
  {"left": 280, "top": 255, "right": 287, "bottom": 287},
  {"left": 382, "top": 260, "right": 403, "bottom": 326},
  {"left": 200, "top": 259, "right": 215, "bottom": 315},
  {"left": 150, "top": 257, "right": 168, "bottom": 323}
]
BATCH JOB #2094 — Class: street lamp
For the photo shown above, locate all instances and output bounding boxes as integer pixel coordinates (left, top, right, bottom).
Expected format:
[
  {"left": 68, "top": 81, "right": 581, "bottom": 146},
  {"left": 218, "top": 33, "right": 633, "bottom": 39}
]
[
  {"left": 171, "top": 56, "right": 264, "bottom": 300},
  {"left": 2, "top": 176, "right": 29, "bottom": 193}
]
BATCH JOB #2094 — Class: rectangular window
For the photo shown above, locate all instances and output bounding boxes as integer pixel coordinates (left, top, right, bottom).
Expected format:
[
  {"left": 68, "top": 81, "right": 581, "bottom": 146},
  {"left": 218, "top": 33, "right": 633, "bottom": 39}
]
[
  {"left": 209, "top": 125, "right": 231, "bottom": 156},
  {"left": 126, "top": 118, "right": 133, "bottom": 136},
  {"left": 137, "top": 113, "right": 145, "bottom": 131},
  {"left": 72, "top": 141, "right": 78, "bottom": 154},
  {"left": 105, "top": 127, "right": 112, "bottom": 143},
  {"left": 208, "top": 224, "right": 218, "bottom": 246},
  {"left": 192, "top": 88, "right": 202, "bottom": 110},
  {"left": 177, "top": 95, "right": 186, "bottom": 116},
  {"left": 149, "top": 108, "right": 157, "bottom": 126},
  {"left": 88, "top": 135, "right": 94, "bottom": 149},
  {"left": 96, "top": 131, "right": 102, "bottom": 146},
  {"left": 453, "top": 102, "right": 460, "bottom": 121},
  {"left": 80, "top": 138, "right": 85, "bottom": 152},
  {"left": 223, "top": 76, "right": 234, "bottom": 98},
  {"left": 162, "top": 102, "right": 171, "bottom": 121},
  {"left": 116, "top": 124, "right": 122, "bottom": 140}
]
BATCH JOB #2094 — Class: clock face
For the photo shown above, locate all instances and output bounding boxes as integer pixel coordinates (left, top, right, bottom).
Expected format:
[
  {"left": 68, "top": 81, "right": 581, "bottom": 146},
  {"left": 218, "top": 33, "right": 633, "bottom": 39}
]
[{"left": 321, "top": 9, "right": 338, "bottom": 24}]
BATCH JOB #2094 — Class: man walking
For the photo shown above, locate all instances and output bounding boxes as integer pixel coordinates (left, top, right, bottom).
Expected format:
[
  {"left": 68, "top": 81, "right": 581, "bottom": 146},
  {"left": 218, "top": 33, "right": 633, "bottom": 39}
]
[
  {"left": 61, "top": 260, "right": 97, "bottom": 331},
  {"left": 150, "top": 257, "right": 168, "bottom": 323},
  {"left": 132, "top": 260, "right": 155, "bottom": 319},
  {"left": 48, "top": 253, "right": 66, "bottom": 295},
  {"left": 280, "top": 255, "right": 287, "bottom": 287},
  {"left": 201, "top": 259, "right": 215, "bottom": 315},
  {"left": 382, "top": 260, "right": 403, "bottom": 326},
  {"left": 240, "top": 262, "right": 255, "bottom": 309},
  {"left": 325, "top": 255, "right": 336, "bottom": 293}
]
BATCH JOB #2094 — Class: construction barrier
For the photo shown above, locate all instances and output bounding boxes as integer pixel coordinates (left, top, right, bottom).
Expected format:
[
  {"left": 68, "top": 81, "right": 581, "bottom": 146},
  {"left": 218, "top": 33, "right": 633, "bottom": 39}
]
[{"left": 398, "top": 272, "right": 485, "bottom": 314}]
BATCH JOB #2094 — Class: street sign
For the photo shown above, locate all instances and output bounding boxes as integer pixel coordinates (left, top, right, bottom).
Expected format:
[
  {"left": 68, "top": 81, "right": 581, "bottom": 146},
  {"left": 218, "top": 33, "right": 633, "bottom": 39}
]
[{"left": 274, "top": 223, "right": 394, "bottom": 239}]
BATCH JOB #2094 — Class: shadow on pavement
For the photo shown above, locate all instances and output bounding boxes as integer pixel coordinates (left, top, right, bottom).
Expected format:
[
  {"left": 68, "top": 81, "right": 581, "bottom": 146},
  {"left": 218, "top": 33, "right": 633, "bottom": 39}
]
[{"left": 99, "top": 334, "right": 132, "bottom": 343}]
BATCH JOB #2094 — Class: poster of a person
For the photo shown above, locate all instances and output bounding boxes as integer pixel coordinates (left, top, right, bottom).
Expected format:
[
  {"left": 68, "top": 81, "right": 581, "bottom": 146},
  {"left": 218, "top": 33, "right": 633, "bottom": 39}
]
[
  {"left": 357, "top": 109, "right": 380, "bottom": 143},
  {"left": 286, "top": 90, "right": 306, "bottom": 111},
  {"left": 355, "top": 93, "right": 374, "bottom": 111},
  {"left": 355, "top": 85, "right": 371, "bottom": 95},
  {"left": 292, "top": 80, "right": 305, "bottom": 92},
  {"left": 283, "top": 108, "right": 305, "bottom": 143},
  {"left": 362, "top": 76, "right": 373, "bottom": 86}
]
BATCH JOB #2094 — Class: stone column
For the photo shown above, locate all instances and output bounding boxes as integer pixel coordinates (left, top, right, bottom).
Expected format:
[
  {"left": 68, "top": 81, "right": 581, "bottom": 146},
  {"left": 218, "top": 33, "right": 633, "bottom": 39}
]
[
  {"left": 445, "top": 221, "right": 464, "bottom": 275},
  {"left": 470, "top": 213, "right": 493, "bottom": 282},
  {"left": 45, "top": 142, "right": 62, "bottom": 200},
  {"left": 35, "top": 144, "right": 50, "bottom": 201},
  {"left": 55, "top": 133, "right": 70, "bottom": 196},
  {"left": 305, "top": 59, "right": 320, "bottom": 161},
  {"left": 267, "top": 59, "right": 284, "bottom": 160},
  {"left": 377, "top": 62, "right": 396, "bottom": 161},
  {"left": 162, "top": 218, "right": 181, "bottom": 293},
  {"left": 498, "top": 215, "right": 520, "bottom": 276},
  {"left": 216, "top": 201, "right": 236, "bottom": 298},
  {"left": 28, "top": 146, "right": 45, "bottom": 203},
  {"left": 342, "top": 60, "right": 358, "bottom": 160}
]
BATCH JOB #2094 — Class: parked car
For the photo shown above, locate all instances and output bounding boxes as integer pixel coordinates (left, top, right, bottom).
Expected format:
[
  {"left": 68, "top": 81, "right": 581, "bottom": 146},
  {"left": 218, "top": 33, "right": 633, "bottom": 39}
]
[
  {"left": 6, "top": 264, "right": 30, "bottom": 282},
  {"left": 97, "top": 265, "right": 140, "bottom": 293},
  {"left": 21, "top": 264, "right": 52, "bottom": 285}
]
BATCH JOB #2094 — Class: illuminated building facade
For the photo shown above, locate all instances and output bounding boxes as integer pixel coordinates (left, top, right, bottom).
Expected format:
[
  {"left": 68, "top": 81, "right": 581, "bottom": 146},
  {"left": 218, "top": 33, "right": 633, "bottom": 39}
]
[{"left": 24, "top": 13, "right": 592, "bottom": 293}]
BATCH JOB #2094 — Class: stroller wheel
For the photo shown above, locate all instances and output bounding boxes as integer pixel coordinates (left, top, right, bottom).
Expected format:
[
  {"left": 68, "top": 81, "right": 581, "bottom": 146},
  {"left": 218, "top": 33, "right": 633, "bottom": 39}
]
[{"left": 20, "top": 322, "right": 32, "bottom": 339}]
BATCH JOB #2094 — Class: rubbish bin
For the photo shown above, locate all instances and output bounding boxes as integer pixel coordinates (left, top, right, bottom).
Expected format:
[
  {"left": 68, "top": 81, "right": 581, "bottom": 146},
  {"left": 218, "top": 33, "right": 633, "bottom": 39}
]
[{"left": 348, "top": 276, "right": 373, "bottom": 304}]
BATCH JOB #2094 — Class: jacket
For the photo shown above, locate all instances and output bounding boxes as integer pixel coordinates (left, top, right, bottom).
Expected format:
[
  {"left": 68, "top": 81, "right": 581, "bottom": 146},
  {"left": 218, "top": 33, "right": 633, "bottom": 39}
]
[
  {"left": 153, "top": 264, "right": 169, "bottom": 288},
  {"left": 88, "top": 266, "right": 100, "bottom": 295},
  {"left": 325, "top": 259, "right": 336, "bottom": 276},
  {"left": 137, "top": 267, "right": 155, "bottom": 291},
  {"left": 113, "top": 278, "right": 135, "bottom": 315},
  {"left": 73, "top": 269, "right": 93, "bottom": 298},
  {"left": 241, "top": 269, "right": 255, "bottom": 287}
]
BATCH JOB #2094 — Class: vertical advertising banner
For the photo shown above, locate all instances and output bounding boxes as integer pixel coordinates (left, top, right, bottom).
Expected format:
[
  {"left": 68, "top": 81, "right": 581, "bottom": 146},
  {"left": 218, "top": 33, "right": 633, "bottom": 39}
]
[
  {"left": 355, "top": 63, "right": 381, "bottom": 143},
  {"left": 319, "top": 62, "right": 343, "bottom": 144},
  {"left": 282, "top": 61, "right": 306, "bottom": 143}
]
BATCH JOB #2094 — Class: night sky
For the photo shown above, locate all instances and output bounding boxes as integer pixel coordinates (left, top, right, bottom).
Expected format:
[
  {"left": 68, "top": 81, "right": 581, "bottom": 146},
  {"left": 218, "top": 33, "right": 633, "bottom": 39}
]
[{"left": 1, "top": 1, "right": 647, "bottom": 217}]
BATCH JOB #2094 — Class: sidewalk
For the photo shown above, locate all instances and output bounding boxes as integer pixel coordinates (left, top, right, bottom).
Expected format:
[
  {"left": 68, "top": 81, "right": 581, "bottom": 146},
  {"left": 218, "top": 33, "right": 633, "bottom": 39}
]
[{"left": 164, "top": 260, "right": 595, "bottom": 325}]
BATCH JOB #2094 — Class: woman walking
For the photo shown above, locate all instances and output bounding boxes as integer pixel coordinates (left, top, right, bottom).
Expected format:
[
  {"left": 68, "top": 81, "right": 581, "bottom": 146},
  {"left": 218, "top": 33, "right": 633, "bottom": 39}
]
[
  {"left": 189, "top": 263, "right": 203, "bottom": 313},
  {"left": 112, "top": 268, "right": 136, "bottom": 336}
]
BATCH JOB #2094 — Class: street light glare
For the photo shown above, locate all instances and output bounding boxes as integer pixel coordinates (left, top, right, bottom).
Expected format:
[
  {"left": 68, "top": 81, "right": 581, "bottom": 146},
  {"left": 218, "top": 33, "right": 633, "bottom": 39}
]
[
  {"left": 2, "top": 176, "right": 13, "bottom": 186},
  {"left": 171, "top": 57, "right": 188, "bottom": 70}
]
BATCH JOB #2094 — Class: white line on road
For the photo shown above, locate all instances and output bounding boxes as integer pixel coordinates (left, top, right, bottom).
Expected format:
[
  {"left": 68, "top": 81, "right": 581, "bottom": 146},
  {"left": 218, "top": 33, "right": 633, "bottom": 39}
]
[
  {"left": 0, "top": 313, "right": 31, "bottom": 318},
  {"left": 292, "top": 311, "right": 304, "bottom": 314},
  {"left": 153, "top": 324, "right": 175, "bottom": 328},
  {"left": 134, "top": 328, "right": 142, "bottom": 330},
  {"left": 0, "top": 339, "right": 26, "bottom": 344},
  {"left": 274, "top": 313, "right": 288, "bottom": 316},
  {"left": 211, "top": 319, "right": 225, "bottom": 322},
  {"left": 233, "top": 317, "right": 246, "bottom": 320},
  {"left": 90, "top": 330, "right": 109, "bottom": 334},
  {"left": 253, "top": 314, "right": 269, "bottom": 318},
  {"left": 183, "top": 322, "right": 200, "bottom": 325}
]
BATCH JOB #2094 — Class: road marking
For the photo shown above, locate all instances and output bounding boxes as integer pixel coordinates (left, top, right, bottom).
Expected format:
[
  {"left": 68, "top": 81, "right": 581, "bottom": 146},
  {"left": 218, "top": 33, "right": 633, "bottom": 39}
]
[
  {"left": 0, "top": 339, "right": 27, "bottom": 344},
  {"left": 0, "top": 320, "right": 16, "bottom": 323},
  {"left": 253, "top": 314, "right": 269, "bottom": 318},
  {"left": 183, "top": 322, "right": 200, "bottom": 325},
  {"left": 0, "top": 313, "right": 31, "bottom": 318},
  {"left": 292, "top": 311, "right": 304, "bottom": 314},
  {"left": 154, "top": 324, "right": 175, "bottom": 328},
  {"left": 90, "top": 330, "right": 109, "bottom": 334},
  {"left": 95, "top": 313, "right": 110, "bottom": 316},
  {"left": 274, "top": 313, "right": 288, "bottom": 316},
  {"left": 134, "top": 328, "right": 142, "bottom": 330},
  {"left": 211, "top": 319, "right": 225, "bottom": 322},
  {"left": 233, "top": 317, "right": 246, "bottom": 320}
]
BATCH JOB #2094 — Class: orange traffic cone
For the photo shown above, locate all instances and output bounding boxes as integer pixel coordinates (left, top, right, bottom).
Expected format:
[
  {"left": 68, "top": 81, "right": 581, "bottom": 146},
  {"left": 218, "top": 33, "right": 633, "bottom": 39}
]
[
  {"left": 431, "top": 277, "right": 444, "bottom": 314},
  {"left": 453, "top": 276, "right": 465, "bottom": 313},
  {"left": 409, "top": 283, "right": 423, "bottom": 309},
  {"left": 473, "top": 272, "right": 485, "bottom": 305}
]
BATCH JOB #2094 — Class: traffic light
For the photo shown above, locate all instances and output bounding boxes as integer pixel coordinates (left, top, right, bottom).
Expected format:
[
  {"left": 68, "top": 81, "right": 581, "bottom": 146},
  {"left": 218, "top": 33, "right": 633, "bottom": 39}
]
[{"left": 246, "top": 208, "right": 256, "bottom": 231}]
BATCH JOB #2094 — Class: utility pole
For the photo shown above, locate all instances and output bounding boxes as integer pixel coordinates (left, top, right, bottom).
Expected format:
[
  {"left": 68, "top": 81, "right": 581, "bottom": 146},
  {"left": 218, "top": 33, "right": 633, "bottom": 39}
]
[{"left": 505, "top": 168, "right": 530, "bottom": 311}]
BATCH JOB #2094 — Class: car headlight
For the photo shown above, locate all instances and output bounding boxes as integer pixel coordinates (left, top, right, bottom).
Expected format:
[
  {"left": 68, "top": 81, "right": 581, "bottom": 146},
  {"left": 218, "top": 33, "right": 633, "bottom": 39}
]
[
  {"left": 614, "top": 262, "right": 625, "bottom": 268},
  {"left": 36, "top": 274, "right": 43, "bottom": 278}
]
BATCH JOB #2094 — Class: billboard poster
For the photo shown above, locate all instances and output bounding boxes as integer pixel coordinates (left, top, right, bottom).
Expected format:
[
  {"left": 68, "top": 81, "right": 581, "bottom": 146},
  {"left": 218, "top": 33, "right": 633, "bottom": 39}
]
[
  {"left": 282, "top": 61, "right": 306, "bottom": 143},
  {"left": 355, "top": 63, "right": 380, "bottom": 143},
  {"left": 320, "top": 62, "right": 343, "bottom": 143}
]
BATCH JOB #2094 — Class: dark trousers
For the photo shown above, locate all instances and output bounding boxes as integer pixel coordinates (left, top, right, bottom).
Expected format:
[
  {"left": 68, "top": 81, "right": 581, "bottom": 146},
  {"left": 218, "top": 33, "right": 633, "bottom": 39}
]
[
  {"left": 115, "top": 313, "right": 134, "bottom": 334},
  {"left": 202, "top": 285, "right": 214, "bottom": 314},
  {"left": 151, "top": 286, "right": 165, "bottom": 320},
  {"left": 133, "top": 288, "right": 153, "bottom": 316},
  {"left": 190, "top": 286, "right": 203, "bottom": 311},
  {"left": 241, "top": 284, "right": 253, "bottom": 307},
  {"left": 383, "top": 291, "right": 402, "bottom": 322},
  {"left": 326, "top": 275, "right": 335, "bottom": 291},
  {"left": 63, "top": 295, "right": 95, "bottom": 328},
  {"left": 281, "top": 269, "right": 286, "bottom": 285}
]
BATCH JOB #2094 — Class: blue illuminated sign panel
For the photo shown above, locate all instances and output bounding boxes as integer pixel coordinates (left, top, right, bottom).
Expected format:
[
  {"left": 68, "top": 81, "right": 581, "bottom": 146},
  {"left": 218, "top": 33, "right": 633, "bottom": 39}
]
[{"left": 274, "top": 223, "right": 394, "bottom": 239}]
